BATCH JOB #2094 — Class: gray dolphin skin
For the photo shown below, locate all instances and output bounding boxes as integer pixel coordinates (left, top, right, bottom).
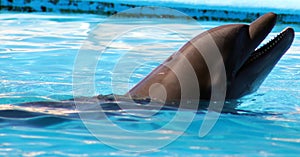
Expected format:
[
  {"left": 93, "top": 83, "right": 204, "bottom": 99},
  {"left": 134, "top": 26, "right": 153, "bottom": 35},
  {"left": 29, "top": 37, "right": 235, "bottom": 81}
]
[{"left": 127, "top": 12, "right": 295, "bottom": 104}]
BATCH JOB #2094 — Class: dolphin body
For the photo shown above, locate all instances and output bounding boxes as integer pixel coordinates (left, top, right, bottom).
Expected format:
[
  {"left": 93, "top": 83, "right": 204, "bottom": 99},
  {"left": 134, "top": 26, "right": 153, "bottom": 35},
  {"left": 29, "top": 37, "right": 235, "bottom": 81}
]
[
  {"left": 127, "top": 12, "right": 295, "bottom": 105},
  {"left": 0, "top": 13, "right": 295, "bottom": 119}
]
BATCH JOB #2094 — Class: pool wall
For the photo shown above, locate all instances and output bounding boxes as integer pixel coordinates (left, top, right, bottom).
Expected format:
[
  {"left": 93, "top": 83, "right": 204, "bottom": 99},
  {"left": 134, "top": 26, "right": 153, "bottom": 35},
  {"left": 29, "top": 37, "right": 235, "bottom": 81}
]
[{"left": 1, "top": 0, "right": 300, "bottom": 23}]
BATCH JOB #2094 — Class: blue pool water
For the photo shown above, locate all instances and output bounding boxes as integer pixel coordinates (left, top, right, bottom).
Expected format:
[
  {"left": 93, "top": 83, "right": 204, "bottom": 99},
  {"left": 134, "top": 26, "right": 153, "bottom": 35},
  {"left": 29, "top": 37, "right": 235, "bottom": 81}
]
[{"left": 0, "top": 13, "right": 300, "bottom": 156}]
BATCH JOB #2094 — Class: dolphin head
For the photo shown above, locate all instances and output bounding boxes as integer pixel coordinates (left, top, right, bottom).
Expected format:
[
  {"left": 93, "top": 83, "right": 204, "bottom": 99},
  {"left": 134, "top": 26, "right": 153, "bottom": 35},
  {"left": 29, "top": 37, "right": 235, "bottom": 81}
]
[
  {"left": 209, "top": 12, "right": 295, "bottom": 98},
  {"left": 128, "top": 12, "right": 294, "bottom": 103}
]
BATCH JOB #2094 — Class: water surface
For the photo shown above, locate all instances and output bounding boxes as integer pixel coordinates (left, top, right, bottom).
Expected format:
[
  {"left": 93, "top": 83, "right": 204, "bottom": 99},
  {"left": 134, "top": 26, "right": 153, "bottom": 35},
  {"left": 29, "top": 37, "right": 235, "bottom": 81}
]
[{"left": 0, "top": 13, "right": 300, "bottom": 156}]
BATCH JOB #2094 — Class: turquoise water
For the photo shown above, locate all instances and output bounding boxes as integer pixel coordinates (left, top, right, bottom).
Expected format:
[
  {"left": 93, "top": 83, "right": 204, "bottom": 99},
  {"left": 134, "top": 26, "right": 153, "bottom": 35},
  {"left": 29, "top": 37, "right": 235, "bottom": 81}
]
[{"left": 0, "top": 13, "right": 300, "bottom": 156}]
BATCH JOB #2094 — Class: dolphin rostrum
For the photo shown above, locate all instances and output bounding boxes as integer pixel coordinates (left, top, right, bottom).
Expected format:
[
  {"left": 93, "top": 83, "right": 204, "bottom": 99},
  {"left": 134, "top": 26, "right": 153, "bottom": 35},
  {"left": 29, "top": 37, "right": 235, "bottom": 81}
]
[{"left": 127, "top": 12, "right": 295, "bottom": 105}]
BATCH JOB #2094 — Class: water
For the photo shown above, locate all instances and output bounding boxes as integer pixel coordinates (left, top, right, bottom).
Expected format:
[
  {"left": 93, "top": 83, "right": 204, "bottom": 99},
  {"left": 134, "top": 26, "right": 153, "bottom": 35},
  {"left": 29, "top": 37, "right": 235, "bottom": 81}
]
[{"left": 0, "top": 13, "right": 300, "bottom": 156}]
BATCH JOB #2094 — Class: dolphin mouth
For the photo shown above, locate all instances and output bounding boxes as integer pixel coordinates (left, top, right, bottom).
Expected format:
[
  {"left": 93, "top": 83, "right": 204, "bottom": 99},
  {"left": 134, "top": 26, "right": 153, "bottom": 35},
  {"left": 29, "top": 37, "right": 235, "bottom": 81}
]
[
  {"left": 242, "top": 27, "right": 294, "bottom": 68},
  {"left": 236, "top": 27, "right": 295, "bottom": 78}
]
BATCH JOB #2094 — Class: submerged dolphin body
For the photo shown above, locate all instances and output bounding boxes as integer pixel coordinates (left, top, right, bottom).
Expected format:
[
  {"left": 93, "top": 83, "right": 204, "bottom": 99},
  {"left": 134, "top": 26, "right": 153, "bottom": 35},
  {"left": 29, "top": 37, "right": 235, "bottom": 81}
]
[{"left": 128, "top": 12, "right": 295, "bottom": 104}]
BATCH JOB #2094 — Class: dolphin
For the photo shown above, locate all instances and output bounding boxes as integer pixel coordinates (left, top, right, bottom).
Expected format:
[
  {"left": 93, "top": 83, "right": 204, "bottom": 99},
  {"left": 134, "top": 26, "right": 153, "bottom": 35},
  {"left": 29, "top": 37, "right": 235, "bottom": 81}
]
[
  {"left": 0, "top": 13, "right": 295, "bottom": 119},
  {"left": 127, "top": 12, "right": 295, "bottom": 105}
]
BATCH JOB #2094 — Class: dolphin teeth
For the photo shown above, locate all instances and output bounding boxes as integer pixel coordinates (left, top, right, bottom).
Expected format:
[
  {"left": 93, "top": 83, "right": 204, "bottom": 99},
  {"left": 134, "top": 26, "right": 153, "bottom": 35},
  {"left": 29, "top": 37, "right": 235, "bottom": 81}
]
[{"left": 244, "top": 29, "right": 287, "bottom": 65}]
